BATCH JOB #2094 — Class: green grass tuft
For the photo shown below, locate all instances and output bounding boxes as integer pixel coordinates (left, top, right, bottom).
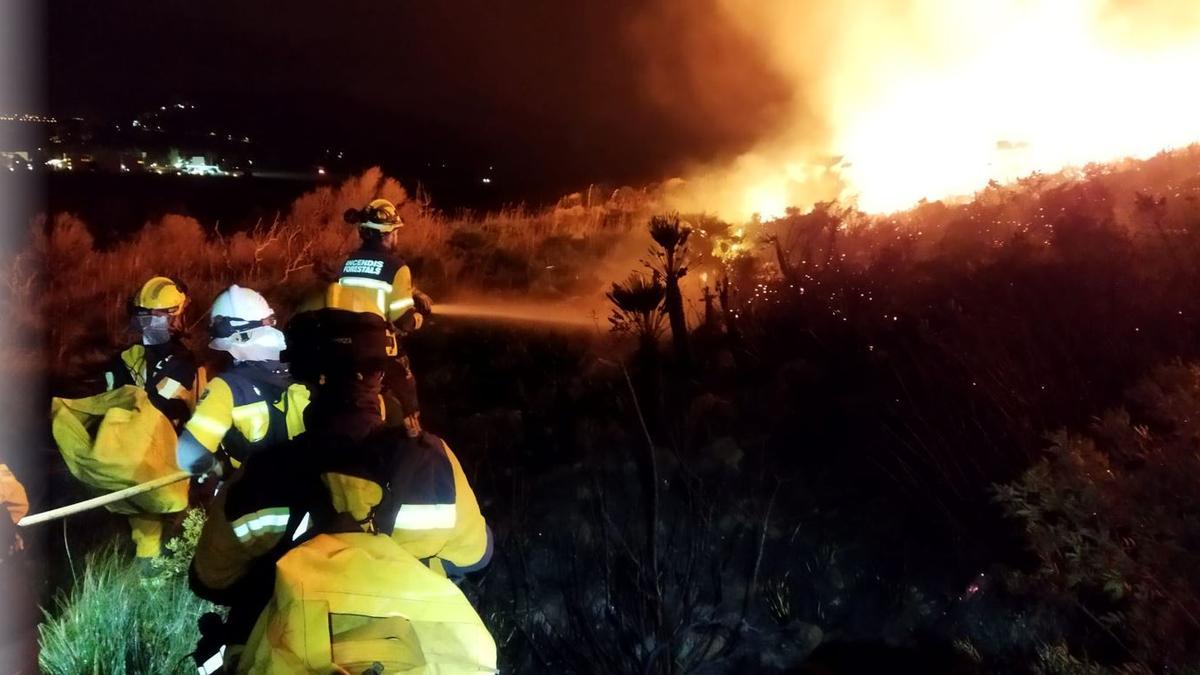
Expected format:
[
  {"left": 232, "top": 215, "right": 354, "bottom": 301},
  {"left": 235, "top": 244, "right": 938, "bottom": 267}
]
[{"left": 38, "top": 510, "right": 215, "bottom": 675}]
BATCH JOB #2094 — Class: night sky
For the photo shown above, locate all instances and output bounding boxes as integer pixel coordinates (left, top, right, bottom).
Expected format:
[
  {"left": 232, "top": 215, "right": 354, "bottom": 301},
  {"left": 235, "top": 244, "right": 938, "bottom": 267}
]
[{"left": 44, "top": 0, "right": 792, "bottom": 200}]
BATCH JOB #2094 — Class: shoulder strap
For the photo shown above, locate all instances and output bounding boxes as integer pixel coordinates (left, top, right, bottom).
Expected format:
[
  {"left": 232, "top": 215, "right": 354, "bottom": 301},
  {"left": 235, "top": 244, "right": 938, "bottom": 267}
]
[{"left": 118, "top": 345, "right": 147, "bottom": 388}]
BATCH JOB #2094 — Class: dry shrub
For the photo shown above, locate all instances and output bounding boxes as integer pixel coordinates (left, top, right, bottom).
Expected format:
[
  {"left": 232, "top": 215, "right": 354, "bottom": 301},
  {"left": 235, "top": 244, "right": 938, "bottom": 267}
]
[
  {"left": 130, "top": 215, "right": 208, "bottom": 268},
  {"left": 10, "top": 167, "right": 656, "bottom": 381},
  {"left": 40, "top": 213, "right": 95, "bottom": 271},
  {"left": 289, "top": 166, "right": 407, "bottom": 234},
  {"left": 225, "top": 231, "right": 259, "bottom": 270},
  {"left": 995, "top": 362, "right": 1200, "bottom": 672}
]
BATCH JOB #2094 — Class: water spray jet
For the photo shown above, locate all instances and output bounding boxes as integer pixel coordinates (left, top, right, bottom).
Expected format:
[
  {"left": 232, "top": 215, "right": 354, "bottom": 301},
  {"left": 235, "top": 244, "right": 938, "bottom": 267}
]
[{"left": 433, "top": 301, "right": 599, "bottom": 330}]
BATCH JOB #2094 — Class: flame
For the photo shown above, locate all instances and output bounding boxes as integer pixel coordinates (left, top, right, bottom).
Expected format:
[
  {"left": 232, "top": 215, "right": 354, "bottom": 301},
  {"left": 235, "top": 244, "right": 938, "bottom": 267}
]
[{"left": 670, "top": 0, "right": 1200, "bottom": 219}]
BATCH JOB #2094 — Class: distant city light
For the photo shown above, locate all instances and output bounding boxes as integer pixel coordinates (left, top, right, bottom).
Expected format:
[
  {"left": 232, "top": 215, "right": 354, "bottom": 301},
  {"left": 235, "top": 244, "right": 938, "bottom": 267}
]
[
  {"left": 11, "top": 104, "right": 335, "bottom": 181},
  {"left": 181, "top": 156, "right": 223, "bottom": 176},
  {"left": 0, "top": 113, "right": 58, "bottom": 123},
  {"left": 481, "top": 177, "right": 492, "bottom": 184}
]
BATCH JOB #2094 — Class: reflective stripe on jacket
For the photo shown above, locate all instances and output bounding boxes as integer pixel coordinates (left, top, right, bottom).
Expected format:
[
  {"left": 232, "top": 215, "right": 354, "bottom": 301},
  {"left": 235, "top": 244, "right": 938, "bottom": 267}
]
[
  {"left": 184, "top": 364, "right": 309, "bottom": 467},
  {"left": 104, "top": 342, "right": 198, "bottom": 431},
  {"left": 191, "top": 424, "right": 490, "bottom": 602},
  {"left": 327, "top": 244, "right": 416, "bottom": 323},
  {"left": 313, "top": 431, "right": 492, "bottom": 576}
]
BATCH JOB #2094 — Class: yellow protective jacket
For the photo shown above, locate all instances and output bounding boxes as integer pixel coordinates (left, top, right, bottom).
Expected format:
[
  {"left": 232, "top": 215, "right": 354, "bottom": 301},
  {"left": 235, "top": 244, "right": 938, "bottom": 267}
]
[
  {"left": 50, "top": 386, "right": 188, "bottom": 514},
  {"left": 103, "top": 340, "right": 199, "bottom": 432},
  {"left": 0, "top": 463, "right": 28, "bottom": 524},
  {"left": 326, "top": 240, "right": 418, "bottom": 325},
  {"left": 238, "top": 533, "right": 496, "bottom": 674},
  {"left": 192, "top": 423, "right": 491, "bottom": 596},
  {"left": 190, "top": 411, "right": 493, "bottom": 668},
  {"left": 182, "top": 362, "right": 309, "bottom": 470}
]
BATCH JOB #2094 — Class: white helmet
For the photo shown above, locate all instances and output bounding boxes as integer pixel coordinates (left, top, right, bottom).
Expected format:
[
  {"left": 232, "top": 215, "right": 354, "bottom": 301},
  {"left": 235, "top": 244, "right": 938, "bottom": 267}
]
[{"left": 209, "top": 285, "right": 287, "bottom": 361}]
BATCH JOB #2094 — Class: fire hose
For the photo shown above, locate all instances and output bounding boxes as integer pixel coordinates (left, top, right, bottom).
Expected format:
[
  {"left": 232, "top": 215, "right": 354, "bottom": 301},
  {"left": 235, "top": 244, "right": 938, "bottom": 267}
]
[{"left": 17, "top": 470, "right": 192, "bottom": 527}]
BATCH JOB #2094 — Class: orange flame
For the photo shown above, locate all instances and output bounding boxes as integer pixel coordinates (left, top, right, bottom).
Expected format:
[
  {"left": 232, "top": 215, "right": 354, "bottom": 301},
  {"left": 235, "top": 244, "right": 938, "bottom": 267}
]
[{"left": 670, "top": 0, "right": 1200, "bottom": 219}]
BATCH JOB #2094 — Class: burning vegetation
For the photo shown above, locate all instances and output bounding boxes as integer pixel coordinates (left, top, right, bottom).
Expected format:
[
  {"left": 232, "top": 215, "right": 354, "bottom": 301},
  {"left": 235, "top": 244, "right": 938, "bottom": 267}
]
[
  {"left": 657, "top": 0, "right": 1200, "bottom": 220},
  {"left": 10, "top": 1, "right": 1200, "bottom": 673},
  {"left": 4, "top": 142, "right": 1200, "bottom": 673}
]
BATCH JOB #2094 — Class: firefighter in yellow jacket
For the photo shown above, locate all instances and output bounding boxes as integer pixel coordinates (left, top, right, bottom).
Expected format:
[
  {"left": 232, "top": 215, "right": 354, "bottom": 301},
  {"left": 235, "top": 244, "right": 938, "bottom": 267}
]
[
  {"left": 177, "top": 285, "right": 309, "bottom": 479},
  {"left": 0, "top": 462, "right": 28, "bottom": 553},
  {"left": 324, "top": 199, "right": 432, "bottom": 437},
  {"left": 100, "top": 276, "right": 199, "bottom": 560},
  {"left": 189, "top": 309, "right": 491, "bottom": 673},
  {"left": 102, "top": 276, "right": 200, "bottom": 431},
  {"left": 1, "top": 461, "right": 36, "bottom": 674}
]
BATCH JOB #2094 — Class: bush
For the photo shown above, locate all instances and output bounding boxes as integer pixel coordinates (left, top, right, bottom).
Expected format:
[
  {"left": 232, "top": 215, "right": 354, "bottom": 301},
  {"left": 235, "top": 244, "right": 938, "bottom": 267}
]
[
  {"left": 5, "top": 167, "right": 651, "bottom": 385},
  {"left": 38, "top": 510, "right": 214, "bottom": 675},
  {"left": 995, "top": 363, "right": 1200, "bottom": 672}
]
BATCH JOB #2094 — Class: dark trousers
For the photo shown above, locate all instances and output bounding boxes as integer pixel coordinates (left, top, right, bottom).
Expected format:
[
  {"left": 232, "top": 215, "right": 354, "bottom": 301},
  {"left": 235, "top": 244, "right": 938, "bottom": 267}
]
[{"left": 385, "top": 353, "right": 420, "bottom": 418}]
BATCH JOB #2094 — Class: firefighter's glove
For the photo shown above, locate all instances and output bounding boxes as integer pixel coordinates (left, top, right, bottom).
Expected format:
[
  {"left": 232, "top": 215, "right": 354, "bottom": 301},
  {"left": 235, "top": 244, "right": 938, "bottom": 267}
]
[
  {"left": 193, "top": 612, "right": 229, "bottom": 672},
  {"left": 195, "top": 460, "right": 224, "bottom": 486},
  {"left": 397, "top": 309, "right": 423, "bottom": 334},
  {"left": 413, "top": 291, "right": 433, "bottom": 316}
]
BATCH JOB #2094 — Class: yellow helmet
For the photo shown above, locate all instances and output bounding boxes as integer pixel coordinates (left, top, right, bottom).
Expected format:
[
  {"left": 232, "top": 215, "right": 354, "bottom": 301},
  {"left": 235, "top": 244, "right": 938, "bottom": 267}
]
[
  {"left": 134, "top": 276, "right": 188, "bottom": 315},
  {"left": 345, "top": 198, "right": 403, "bottom": 233}
]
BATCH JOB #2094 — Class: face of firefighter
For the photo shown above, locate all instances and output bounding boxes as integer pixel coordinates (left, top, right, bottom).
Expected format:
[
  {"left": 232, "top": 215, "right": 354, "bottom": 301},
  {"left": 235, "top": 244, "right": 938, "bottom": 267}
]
[
  {"left": 132, "top": 312, "right": 175, "bottom": 346},
  {"left": 210, "top": 325, "right": 287, "bottom": 362}
]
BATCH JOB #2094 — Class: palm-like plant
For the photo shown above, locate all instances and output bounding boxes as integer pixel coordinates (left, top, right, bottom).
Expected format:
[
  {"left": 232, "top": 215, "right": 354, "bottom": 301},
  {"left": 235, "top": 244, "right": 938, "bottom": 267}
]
[
  {"left": 646, "top": 215, "right": 692, "bottom": 366},
  {"left": 649, "top": 214, "right": 691, "bottom": 252},
  {"left": 607, "top": 271, "right": 666, "bottom": 348}
]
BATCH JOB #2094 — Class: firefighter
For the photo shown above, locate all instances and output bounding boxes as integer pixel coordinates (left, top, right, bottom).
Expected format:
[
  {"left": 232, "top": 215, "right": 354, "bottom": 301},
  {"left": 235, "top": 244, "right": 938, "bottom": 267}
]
[
  {"left": 0, "top": 462, "right": 28, "bottom": 553},
  {"left": 176, "top": 285, "right": 309, "bottom": 479},
  {"left": 101, "top": 276, "right": 200, "bottom": 432},
  {"left": 1, "top": 461, "right": 36, "bottom": 674},
  {"left": 326, "top": 198, "right": 433, "bottom": 437},
  {"left": 97, "top": 276, "right": 199, "bottom": 561},
  {"left": 189, "top": 308, "right": 492, "bottom": 673}
]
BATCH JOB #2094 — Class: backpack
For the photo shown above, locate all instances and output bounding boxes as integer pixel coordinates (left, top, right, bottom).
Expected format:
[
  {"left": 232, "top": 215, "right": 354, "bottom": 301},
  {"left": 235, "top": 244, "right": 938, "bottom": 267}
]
[
  {"left": 50, "top": 385, "right": 188, "bottom": 515},
  {"left": 236, "top": 532, "right": 497, "bottom": 675}
]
